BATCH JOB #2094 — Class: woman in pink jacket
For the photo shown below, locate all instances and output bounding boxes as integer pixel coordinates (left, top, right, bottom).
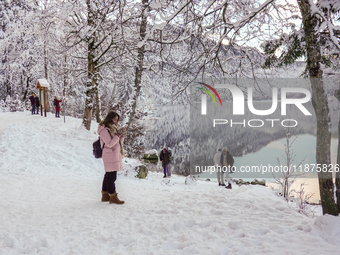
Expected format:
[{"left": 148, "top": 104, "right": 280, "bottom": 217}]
[{"left": 98, "top": 111, "right": 126, "bottom": 204}]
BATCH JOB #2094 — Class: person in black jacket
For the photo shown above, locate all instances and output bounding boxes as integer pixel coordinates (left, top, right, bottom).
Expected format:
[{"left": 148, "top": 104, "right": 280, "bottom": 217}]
[
  {"left": 159, "top": 147, "right": 171, "bottom": 178},
  {"left": 35, "top": 95, "right": 40, "bottom": 114},
  {"left": 220, "top": 148, "right": 234, "bottom": 189},
  {"left": 29, "top": 93, "right": 36, "bottom": 115},
  {"left": 166, "top": 147, "right": 172, "bottom": 177}
]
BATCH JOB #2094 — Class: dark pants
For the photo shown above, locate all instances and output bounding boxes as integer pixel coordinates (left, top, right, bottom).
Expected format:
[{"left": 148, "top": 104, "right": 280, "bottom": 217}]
[
  {"left": 102, "top": 171, "right": 117, "bottom": 194},
  {"left": 163, "top": 167, "right": 166, "bottom": 176},
  {"left": 55, "top": 111, "right": 60, "bottom": 117},
  {"left": 36, "top": 106, "right": 40, "bottom": 114},
  {"left": 31, "top": 104, "right": 36, "bottom": 115}
]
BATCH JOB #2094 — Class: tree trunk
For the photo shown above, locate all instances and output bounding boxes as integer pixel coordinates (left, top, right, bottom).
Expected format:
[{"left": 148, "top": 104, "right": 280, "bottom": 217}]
[
  {"left": 5, "top": 65, "right": 11, "bottom": 97},
  {"left": 43, "top": 40, "right": 51, "bottom": 112},
  {"left": 126, "top": 0, "right": 148, "bottom": 130},
  {"left": 23, "top": 76, "right": 30, "bottom": 101},
  {"left": 21, "top": 73, "right": 23, "bottom": 97},
  {"left": 63, "top": 54, "right": 67, "bottom": 123},
  {"left": 44, "top": 41, "right": 48, "bottom": 80},
  {"left": 3, "top": 48, "right": 11, "bottom": 98},
  {"left": 311, "top": 78, "right": 336, "bottom": 214},
  {"left": 334, "top": 90, "right": 340, "bottom": 213},
  {"left": 337, "top": 139, "right": 340, "bottom": 213},
  {"left": 95, "top": 84, "right": 101, "bottom": 123},
  {"left": 83, "top": 41, "right": 96, "bottom": 130},
  {"left": 83, "top": 0, "right": 97, "bottom": 131},
  {"left": 297, "top": 0, "right": 338, "bottom": 215},
  {"left": 284, "top": 179, "right": 288, "bottom": 200}
]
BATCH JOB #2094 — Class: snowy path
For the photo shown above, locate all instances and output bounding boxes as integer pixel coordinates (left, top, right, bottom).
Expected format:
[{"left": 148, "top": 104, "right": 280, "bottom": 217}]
[
  {"left": 0, "top": 112, "right": 339, "bottom": 254},
  {"left": 0, "top": 112, "right": 42, "bottom": 133}
]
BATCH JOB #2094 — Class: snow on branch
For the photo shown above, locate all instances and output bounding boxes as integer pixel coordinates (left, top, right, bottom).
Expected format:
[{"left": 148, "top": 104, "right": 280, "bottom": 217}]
[
  {"left": 227, "top": 0, "right": 275, "bottom": 30},
  {"left": 308, "top": 0, "right": 340, "bottom": 50}
]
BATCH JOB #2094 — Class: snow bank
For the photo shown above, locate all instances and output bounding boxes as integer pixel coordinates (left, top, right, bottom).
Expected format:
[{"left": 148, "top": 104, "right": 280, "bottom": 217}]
[
  {"left": 0, "top": 112, "right": 339, "bottom": 255},
  {"left": 314, "top": 214, "right": 340, "bottom": 245}
]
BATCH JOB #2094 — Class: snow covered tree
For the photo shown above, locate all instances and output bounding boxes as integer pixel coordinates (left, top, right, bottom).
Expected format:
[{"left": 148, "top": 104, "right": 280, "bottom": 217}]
[
  {"left": 151, "top": 0, "right": 339, "bottom": 215},
  {"left": 261, "top": 0, "right": 340, "bottom": 215},
  {"left": 176, "top": 0, "right": 339, "bottom": 215},
  {"left": 0, "top": 0, "right": 14, "bottom": 99},
  {"left": 291, "top": 183, "right": 315, "bottom": 217},
  {"left": 9, "top": 94, "right": 25, "bottom": 112},
  {"left": 274, "top": 129, "right": 304, "bottom": 201},
  {"left": 59, "top": 0, "right": 126, "bottom": 130},
  {"left": 0, "top": 0, "right": 60, "bottom": 108},
  {"left": 334, "top": 89, "right": 340, "bottom": 214}
]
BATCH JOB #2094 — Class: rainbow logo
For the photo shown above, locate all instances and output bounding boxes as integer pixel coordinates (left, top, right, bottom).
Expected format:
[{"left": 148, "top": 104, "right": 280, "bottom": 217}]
[{"left": 196, "top": 82, "right": 223, "bottom": 106}]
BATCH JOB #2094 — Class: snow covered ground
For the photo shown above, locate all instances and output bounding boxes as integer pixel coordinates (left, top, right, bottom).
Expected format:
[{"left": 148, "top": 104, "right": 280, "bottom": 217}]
[{"left": 0, "top": 111, "right": 340, "bottom": 255}]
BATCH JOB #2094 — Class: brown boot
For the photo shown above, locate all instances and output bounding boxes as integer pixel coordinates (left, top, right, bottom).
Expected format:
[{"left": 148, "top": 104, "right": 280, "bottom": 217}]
[
  {"left": 101, "top": 191, "right": 110, "bottom": 202},
  {"left": 226, "top": 183, "right": 232, "bottom": 189},
  {"left": 109, "top": 192, "right": 124, "bottom": 204}
]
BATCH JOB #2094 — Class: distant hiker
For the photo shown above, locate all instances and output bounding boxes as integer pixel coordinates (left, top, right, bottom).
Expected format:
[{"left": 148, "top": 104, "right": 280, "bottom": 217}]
[
  {"left": 214, "top": 148, "right": 225, "bottom": 186},
  {"left": 29, "top": 93, "right": 36, "bottom": 115},
  {"left": 159, "top": 147, "right": 171, "bottom": 178},
  {"left": 98, "top": 111, "right": 126, "bottom": 204},
  {"left": 220, "top": 148, "right": 234, "bottom": 189},
  {"left": 159, "top": 147, "right": 165, "bottom": 177},
  {"left": 166, "top": 147, "right": 172, "bottom": 177},
  {"left": 54, "top": 96, "right": 62, "bottom": 118},
  {"left": 35, "top": 95, "right": 40, "bottom": 114}
]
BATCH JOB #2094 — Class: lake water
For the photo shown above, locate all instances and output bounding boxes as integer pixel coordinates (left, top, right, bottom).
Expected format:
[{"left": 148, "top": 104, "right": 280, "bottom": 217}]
[
  {"left": 145, "top": 101, "right": 340, "bottom": 204},
  {"left": 196, "top": 135, "right": 339, "bottom": 204}
]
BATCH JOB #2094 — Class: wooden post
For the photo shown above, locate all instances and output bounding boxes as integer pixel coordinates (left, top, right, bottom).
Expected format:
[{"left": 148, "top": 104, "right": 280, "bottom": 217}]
[
  {"left": 43, "top": 87, "right": 47, "bottom": 117},
  {"left": 40, "top": 89, "right": 43, "bottom": 116}
]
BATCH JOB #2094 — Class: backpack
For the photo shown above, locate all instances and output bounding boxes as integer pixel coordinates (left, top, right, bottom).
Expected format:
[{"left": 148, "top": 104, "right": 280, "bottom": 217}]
[
  {"left": 53, "top": 100, "right": 57, "bottom": 107},
  {"left": 93, "top": 129, "right": 109, "bottom": 158},
  {"left": 93, "top": 137, "right": 104, "bottom": 158}
]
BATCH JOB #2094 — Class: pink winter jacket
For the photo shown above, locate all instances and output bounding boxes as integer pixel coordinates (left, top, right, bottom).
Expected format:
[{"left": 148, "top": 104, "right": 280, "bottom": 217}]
[{"left": 97, "top": 124, "right": 125, "bottom": 172}]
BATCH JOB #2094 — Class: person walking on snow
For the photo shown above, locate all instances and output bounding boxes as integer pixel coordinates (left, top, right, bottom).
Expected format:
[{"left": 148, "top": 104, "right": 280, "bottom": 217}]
[
  {"left": 98, "top": 111, "right": 126, "bottom": 204},
  {"left": 159, "top": 147, "right": 171, "bottom": 178},
  {"left": 220, "top": 148, "right": 234, "bottom": 189},
  {"left": 54, "top": 96, "right": 62, "bottom": 118},
  {"left": 214, "top": 148, "right": 225, "bottom": 186},
  {"left": 166, "top": 147, "right": 172, "bottom": 177},
  {"left": 35, "top": 95, "right": 40, "bottom": 114},
  {"left": 29, "top": 93, "right": 36, "bottom": 115}
]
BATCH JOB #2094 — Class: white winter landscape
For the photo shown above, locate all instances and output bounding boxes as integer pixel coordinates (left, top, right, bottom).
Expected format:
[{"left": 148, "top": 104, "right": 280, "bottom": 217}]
[{"left": 0, "top": 111, "right": 339, "bottom": 255}]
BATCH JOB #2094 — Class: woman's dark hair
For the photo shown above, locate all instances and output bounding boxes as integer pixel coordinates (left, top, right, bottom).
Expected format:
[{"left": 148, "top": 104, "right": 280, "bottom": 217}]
[{"left": 101, "top": 111, "right": 120, "bottom": 128}]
